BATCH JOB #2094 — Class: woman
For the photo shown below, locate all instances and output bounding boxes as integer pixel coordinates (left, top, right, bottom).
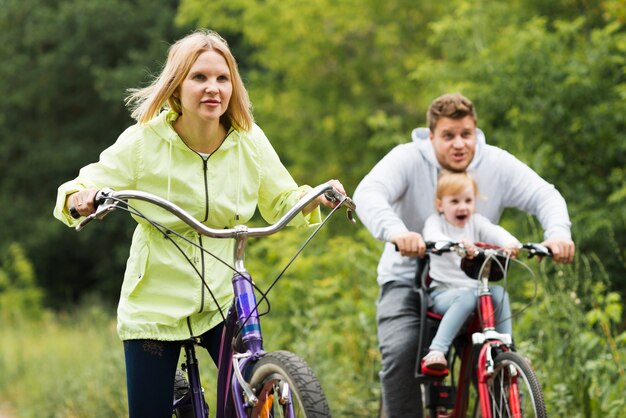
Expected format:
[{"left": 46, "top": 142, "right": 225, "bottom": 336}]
[{"left": 53, "top": 29, "right": 345, "bottom": 417}]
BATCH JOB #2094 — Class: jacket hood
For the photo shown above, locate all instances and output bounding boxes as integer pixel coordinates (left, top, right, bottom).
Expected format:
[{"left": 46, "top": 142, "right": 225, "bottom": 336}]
[
  {"left": 410, "top": 126, "right": 486, "bottom": 171},
  {"left": 146, "top": 110, "right": 244, "bottom": 205},
  {"left": 148, "top": 110, "right": 241, "bottom": 153}
]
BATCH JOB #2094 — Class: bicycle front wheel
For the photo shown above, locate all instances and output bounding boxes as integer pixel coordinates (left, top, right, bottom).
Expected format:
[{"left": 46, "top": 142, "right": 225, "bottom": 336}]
[
  {"left": 484, "top": 351, "right": 546, "bottom": 418},
  {"left": 246, "top": 350, "right": 330, "bottom": 418}
]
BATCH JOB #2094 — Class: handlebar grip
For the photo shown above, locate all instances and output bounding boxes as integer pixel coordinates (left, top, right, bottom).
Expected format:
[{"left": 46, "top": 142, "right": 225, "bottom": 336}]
[
  {"left": 393, "top": 241, "right": 439, "bottom": 252},
  {"left": 522, "top": 242, "right": 552, "bottom": 258},
  {"left": 68, "top": 189, "right": 112, "bottom": 220},
  {"left": 324, "top": 189, "right": 356, "bottom": 209},
  {"left": 69, "top": 206, "right": 80, "bottom": 219}
]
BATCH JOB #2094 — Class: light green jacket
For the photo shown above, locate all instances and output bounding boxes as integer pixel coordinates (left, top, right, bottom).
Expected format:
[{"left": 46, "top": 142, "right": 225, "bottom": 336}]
[{"left": 53, "top": 110, "right": 320, "bottom": 341}]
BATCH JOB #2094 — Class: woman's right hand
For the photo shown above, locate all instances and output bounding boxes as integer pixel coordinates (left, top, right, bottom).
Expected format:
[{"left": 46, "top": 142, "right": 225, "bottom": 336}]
[{"left": 67, "top": 189, "right": 99, "bottom": 218}]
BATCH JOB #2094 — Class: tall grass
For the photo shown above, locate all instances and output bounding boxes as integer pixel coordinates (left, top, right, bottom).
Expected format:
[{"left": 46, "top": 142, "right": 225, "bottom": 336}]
[
  {"left": 1, "top": 229, "right": 624, "bottom": 417},
  {"left": 0, "top": 303, "right": 127, "bottom": 418},
  {"left": 513, "top": 253, "right": 626, "bottom": 417}
]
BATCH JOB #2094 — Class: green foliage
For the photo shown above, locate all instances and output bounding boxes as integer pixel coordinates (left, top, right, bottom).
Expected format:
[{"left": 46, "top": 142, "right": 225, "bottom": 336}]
[
  {"left": 0, "top": 0, "right": 620, "bottom": 309},
  {"left": 177, "top": 0, "right": 446, "bottom": 187},
  {"left": 0, "top": 243, "right": 43, "bottom": 322},
  {"left": 514, "top": 253, "right": 626, "bottom": 417},
  {"left": 0, "top": 0, "right": 192, "bottom": 306},
  {"left": 0, "top": 0, "right": 625, "bottom": 415},
  {"left": 178, "top": 0, "right": 626, "bottom": 292},
  {"left": 0, "top": 301, "right": 127, "bottom": 417},
  {"left": 246, "top": 226, "right": 383, "bottom": 415},
  {"left": 402, "top": 0, "right": 626, "bottom": 289}
]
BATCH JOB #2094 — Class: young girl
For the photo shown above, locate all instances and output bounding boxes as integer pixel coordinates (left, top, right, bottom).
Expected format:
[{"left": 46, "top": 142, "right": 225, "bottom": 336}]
[{"left": 421, "top": 171, "right": 520, "bottom": 370}]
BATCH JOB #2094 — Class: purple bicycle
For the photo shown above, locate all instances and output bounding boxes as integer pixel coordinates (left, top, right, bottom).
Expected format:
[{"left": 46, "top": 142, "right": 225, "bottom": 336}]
[{"left": 72, "top": 183, "right": 356, "bottom": 418}]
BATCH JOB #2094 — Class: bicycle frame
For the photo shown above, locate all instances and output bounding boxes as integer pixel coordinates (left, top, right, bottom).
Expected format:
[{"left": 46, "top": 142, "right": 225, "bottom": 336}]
[
  {"left": 417, "top": 242, "right": 550, "bottom": 418},
  {"left": 162, "top": 243, "right": 272, "bottom": 418},
  {"left": 448, "top": 267, "right": 514, "bottom": 418},
  {"left": 475, "top": 266, "right": 514, "bottom": 418}
]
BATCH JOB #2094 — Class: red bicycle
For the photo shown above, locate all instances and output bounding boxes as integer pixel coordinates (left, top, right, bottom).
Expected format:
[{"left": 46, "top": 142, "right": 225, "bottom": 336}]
[{"left": 411, "top": 241, "right": 551, "bottom": 418}]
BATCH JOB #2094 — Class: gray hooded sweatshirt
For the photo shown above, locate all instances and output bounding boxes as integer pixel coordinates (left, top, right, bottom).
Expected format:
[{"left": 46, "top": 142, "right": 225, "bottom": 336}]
[{"left": 353, "top": 127, "right": 572, "bottom": 286}]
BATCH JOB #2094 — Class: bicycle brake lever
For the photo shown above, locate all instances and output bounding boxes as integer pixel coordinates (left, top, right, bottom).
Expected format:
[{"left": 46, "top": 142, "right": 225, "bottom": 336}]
[
  {"left": 523, "top": 243, "right": 552, "bottom": 258},
  {"left": 324, "top": 190, "right": 357, "bottom": 224},
  {"left": 433, "top": 241, "right": 455, "bottom": 253},
  {"left": 345, "top": 207, "right": 356, "bottom": 224},
  {"left": 75, "top": 188, "right": 118, "bottom": 231},
  {"left": 75, "top": 213, "right": 97, "bottom": 231}
]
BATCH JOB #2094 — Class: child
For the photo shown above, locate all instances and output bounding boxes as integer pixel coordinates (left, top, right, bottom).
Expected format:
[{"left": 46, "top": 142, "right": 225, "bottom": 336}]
[{"left": 421, "top": 171, "right": 520, "bottom": 370}]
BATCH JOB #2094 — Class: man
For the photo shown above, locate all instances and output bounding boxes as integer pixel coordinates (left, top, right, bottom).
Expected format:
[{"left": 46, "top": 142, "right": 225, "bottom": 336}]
[{"left": 353, "top": 93, "right": 575, "bottom": 417}]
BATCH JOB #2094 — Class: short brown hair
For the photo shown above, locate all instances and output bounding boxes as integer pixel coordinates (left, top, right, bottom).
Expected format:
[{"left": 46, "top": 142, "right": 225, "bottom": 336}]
[{"left": 427, "top": 93, "right": 477, "bottom": 132}]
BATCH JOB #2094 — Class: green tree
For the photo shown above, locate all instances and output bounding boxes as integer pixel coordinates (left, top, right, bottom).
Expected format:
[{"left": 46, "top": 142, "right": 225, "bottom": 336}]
[
  {"left": 0, "top": 243, "right": 43, "bottom": 321},
  {"left": 0, "top": 0, "right": 192, "bottom": 306},
  {"left": 406, "top": 0, "right": 626, "bottom": 290},
  {"left": 177, "top": 0, "right": 446, "bottom": 188},
  {"left": 245, "top": 226, "right": 383, "bottom": 415},
  {"left": 178, "top": 0, "right": 625, "bottom": 290}
]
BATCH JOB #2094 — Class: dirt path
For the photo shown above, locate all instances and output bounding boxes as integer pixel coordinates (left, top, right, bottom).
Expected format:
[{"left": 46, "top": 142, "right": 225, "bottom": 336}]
[{"left": 0, "top": 403, "right": 15, "bottom": 418}]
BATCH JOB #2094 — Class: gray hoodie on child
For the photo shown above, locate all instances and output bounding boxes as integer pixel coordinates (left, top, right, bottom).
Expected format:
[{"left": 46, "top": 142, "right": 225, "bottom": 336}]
[{"left": 353, "top": 127, "right": 572, "bottom": 286}]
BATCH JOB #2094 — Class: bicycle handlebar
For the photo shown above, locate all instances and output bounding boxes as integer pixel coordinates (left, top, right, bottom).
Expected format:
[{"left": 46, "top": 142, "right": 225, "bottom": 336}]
[
  {"left": 425, "top": 241, "right": 553, "bottom": 259},
  {"left": 70, "top": 183, "right": 356, "bottom": 235}
]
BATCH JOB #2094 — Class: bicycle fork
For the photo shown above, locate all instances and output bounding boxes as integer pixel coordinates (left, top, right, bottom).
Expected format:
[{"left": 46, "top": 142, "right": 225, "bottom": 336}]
[
  {"left": 183, "top": 340, "right": 210, "bottom": 418},
  {"left": 473, "top": 276, "right": 519, "bottom": 418}
]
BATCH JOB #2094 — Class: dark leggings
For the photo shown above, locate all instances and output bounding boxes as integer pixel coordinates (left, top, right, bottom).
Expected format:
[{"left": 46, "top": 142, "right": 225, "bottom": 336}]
[{"left": 123, "top": 323, "right": 224, "bottom": 418}]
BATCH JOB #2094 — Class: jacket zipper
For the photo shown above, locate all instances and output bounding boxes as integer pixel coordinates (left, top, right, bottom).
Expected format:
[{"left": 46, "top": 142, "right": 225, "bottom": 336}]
[
  {"left": 198, "top": 234, "right": 206, "bottom": 313},
  {"left": 202, "top": 158, "right": 209, "bottom": 222},
  {"left": 197, "top": 158, "right": 210, "bottom": 314},
  {"left": 177, "top": 130, "right": 226, "bottom": 336}
]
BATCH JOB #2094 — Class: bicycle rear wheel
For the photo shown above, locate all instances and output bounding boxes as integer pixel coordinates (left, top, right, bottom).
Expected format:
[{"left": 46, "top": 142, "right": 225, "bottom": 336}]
[
  {"left": 484, "top": 351, "right": 546, "bottom": 418},
  {"left": 246, "top": 350, "right": 330, "bottom": 418}
]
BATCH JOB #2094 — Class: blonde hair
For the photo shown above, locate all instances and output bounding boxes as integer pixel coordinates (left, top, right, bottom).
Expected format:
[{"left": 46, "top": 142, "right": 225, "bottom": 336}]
[
  {"left": 125, "top": 29, "right": 253, "bottom": 130},
  {"left": 427, "top": 93, "right": 477, "bottom": 133},
  {"left": 435, "top": 170, "right": 479, "bottom": 201}
]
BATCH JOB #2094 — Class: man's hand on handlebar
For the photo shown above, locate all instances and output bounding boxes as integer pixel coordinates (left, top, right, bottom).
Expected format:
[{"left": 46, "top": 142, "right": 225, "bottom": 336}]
[
  {"left": 541, "top": 237, "right": 575, "bottom": 264},
  {"left": 68, "top": 189, "right": 99, "bottom": 218},
  {"left": 391, "top": 232, "right": 426, "bottom": 258}
]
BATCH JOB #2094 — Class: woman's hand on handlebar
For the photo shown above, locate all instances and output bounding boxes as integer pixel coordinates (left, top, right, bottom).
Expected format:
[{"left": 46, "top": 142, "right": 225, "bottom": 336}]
[
  {"left": 541, "top": 237, "right": 575, "bottom": 264},
  {"left": 302, "top": 179, "right": 347, "bottom": 214},
  {"left": 68, "top": 189, "right": 99, "bottom": 218},
  {"left": 392, "top": 232, "right": 426, "bottom": 258}
]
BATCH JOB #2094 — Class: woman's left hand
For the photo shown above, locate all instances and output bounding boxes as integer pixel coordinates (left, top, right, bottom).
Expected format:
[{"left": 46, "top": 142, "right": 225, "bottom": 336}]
[
  {"left": 301, "top": 179, "right": 347, "bottom": 215},
  {"left": 319, "top": 179, "right": 347, "bottom": 209}
]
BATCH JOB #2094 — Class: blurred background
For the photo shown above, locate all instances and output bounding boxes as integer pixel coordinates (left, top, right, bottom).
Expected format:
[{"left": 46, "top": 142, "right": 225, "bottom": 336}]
[{"left": 0, "top": 0, "right": 624, "bottom": 416}]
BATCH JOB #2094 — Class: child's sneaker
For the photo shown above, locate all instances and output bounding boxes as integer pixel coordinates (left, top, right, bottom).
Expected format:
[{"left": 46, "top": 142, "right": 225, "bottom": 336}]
[{"left": 422, "top": 350, "right": 447, "bottom": 370}]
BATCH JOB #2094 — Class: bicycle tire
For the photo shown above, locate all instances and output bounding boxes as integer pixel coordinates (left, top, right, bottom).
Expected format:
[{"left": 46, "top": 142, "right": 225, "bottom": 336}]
[
  {"left": 246, "top": 350, "right": 330, "bottom": 418},
  {"left": 484, "top": 351, "right": 547, "bottom": 418},
  {"left": 173, "top": 369, "right": 208, "bottom": 418}
]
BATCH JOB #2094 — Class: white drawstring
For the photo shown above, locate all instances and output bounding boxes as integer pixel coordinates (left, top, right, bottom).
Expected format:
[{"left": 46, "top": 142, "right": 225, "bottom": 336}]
[
  {"left": 235, "top": 131, "right": 241, "bottom": 221},
  {"left": 167, "top": 139, "right": 173, "bottom": 201}
]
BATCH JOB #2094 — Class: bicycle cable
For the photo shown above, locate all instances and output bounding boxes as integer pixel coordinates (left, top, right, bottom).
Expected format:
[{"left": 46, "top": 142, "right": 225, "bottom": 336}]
[
  {"left": 235, "top": 197, "right": 348, "bottom": 341},
  {"left": 475, "top": 252, "right": 540, "bottom": 330},
  {"left": 103, "top": 197, "right": 242, "bottom": 322},
  {"left": 99, "top": 194, "right": 348, "bottom": 339}
]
